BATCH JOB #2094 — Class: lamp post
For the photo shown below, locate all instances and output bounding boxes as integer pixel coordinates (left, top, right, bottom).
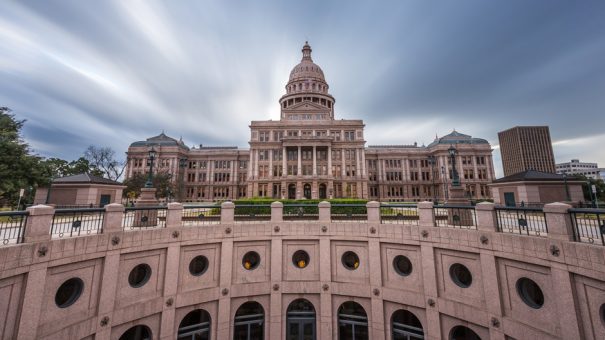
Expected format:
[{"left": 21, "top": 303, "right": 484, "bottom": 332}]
[
  {"left": 145, "top": 147, "right": 157, "bottom": 188},
  {"left": 448, "top": 145, "right": 460, "bottom": 187},
  {"left": 427, "top": 155, "right": 437, "bottom": 203}
]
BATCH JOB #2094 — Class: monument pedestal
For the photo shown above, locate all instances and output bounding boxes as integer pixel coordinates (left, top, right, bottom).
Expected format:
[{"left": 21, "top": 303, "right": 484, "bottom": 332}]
[
  {"left": 446, "top": 186, "right": 474, "bottom": 227},
  {"left": 133, "top": 188, "right": 159, "bottom": 227}
]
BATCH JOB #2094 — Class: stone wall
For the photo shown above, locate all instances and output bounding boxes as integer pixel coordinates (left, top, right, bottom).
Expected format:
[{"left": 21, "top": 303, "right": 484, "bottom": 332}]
[{"left": 0, "top": 202, "right": 604, "bottom": 339}]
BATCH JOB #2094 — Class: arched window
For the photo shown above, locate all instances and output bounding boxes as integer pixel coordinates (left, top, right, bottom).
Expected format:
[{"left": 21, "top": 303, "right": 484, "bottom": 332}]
[
  {"left": 233, "top": 302, "right": 264, "bottom": 340},
  {"left": 178, "top": 309, "right": 211, "bottom": 340},
  {"left": 286, "top": 299, "right": 316, "bottom": 340},
  {"left": 119, "top": 325, "right": 152, "bottom": 340},
  {"left": 449, "top": 325, "right": 481, "bottom": 340},
  {"left": 391, "top": 310, "right": 424, "bottom": 340},
  {"left": 338, "top": 301, "right": 368, "bottom": 340}
]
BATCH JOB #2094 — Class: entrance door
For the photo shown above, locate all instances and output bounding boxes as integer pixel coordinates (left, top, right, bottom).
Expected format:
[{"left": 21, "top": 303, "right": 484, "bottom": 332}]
[
  {"left": 319, "top": 184, "right": 327, "bottom": 199},
  {"left": 303, "top": 184, "right": 312, "bottom": 199},
  {"left": 286, "top": 299, "right": 316, "bottom": 340},
  {"left": 99, "top": 194, "right": 111, "bottom": 207},
  {"left": 288, "top": 184, "right": 296, "bottom": 199},
  {"left": 504, "top": 192, "right": 516, "bottom": 207}
]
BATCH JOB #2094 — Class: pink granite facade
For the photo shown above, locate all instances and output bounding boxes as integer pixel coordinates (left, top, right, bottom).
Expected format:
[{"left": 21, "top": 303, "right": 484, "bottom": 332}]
[
  {"left": 0, "top": 202, "right": 604, "bottom": 339},
  {"left": 125, "top": 43, "right": 496, "bottom": 202}
]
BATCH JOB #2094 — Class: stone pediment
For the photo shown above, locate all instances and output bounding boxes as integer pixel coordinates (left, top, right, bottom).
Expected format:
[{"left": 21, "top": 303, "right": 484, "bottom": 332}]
[{"left": 283, "top": 101, "right": 328, "bottom": 112}]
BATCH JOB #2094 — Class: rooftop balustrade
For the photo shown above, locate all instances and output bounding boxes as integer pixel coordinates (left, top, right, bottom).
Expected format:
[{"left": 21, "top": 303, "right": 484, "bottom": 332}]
[{"left": 0, "top": 200, "right": 602, "bottom": 247}]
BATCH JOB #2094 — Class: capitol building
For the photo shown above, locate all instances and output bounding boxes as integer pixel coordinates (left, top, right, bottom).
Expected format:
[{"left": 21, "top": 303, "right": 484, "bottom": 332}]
[
  {"left": 125, "top": 42, "right": 495, "bottom": 202},
  {"left": 1, "top": 42, "right": 603, "bottom": 340}
]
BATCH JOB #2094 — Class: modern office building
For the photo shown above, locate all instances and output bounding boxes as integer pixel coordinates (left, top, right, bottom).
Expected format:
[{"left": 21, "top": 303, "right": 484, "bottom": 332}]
[
  {"left": 556, "top": 159, "right": 603, "bottom": 180},
  {"left": 498, "top": 126, "right": 556, "bottom": 176},
  {"left": 125, "top": 43, "right": 496, "bottom": 202}
]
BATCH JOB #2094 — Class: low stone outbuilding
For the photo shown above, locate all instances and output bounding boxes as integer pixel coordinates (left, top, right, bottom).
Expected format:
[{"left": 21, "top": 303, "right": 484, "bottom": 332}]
[
  {"left": 488, "top": 170, "right": 584, "bottom": 207},
  {"left": 34, "top": 173, "right": 126, "bottom": 207}
]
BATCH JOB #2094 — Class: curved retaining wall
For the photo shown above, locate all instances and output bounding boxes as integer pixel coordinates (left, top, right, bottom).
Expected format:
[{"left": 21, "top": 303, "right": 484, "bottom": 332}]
[{"left": 0, "top": 202, "right": 604, "bottom": 340}]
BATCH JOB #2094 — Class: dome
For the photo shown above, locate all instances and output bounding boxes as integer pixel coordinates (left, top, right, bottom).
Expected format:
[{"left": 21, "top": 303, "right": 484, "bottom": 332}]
[{"left": 288, "top": 42, "right": 326, "bottom": 82}]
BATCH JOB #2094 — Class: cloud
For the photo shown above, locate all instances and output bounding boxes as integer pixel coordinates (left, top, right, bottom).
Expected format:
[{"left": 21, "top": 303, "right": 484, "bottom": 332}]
[{"left": 1, "top": 0, "right": 604, "bottom": 177}]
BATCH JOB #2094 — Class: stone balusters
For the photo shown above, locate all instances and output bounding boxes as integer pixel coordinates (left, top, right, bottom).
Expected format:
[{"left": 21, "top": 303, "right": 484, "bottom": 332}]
[
  {"left": 475, "top": 202, "right": 498, "bottom": 232},
  {"left": 24, "top": 205, "right": 54, "bottom": 243},
  {"left": 366, "top": 201, "right": 380, "bottom": 223},
  {"left": 165, "top": 202, "right": 183, "bottom": 228},
  {"left": 318, "top": 201, "right": 331, "bottom": 222},
  {"left": 221, "top": 201, "right": 235, "bottom": 224},
  {"left": 103, "top": 203, "right": 125, "bottom": 233},
  {"left": 271, "top": 201, "right": 283, "bottom": 222}
]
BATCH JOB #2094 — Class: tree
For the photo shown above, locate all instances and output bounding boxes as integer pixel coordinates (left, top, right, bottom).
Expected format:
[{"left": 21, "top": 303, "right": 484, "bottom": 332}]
[
  {"left": 40, "top": 157, "right": 104, "bottom": 179},
  {"left": 571, "top": 174, "right": 605, "bottom": 205},
  {"left": 84, "top": 145, "right": 125, "bottom": 181},
  {"left": 0, "top": 107, "right": 51, "bottom": 207},
  {"left": 122, "top": 171, "right": 174, "bottom": 201}
]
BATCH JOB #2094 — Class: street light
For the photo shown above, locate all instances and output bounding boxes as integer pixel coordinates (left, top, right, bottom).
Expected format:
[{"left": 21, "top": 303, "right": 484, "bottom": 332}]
[
  {"left": 427, "top": 155, "right": 437, "bottom": 203},
  {"left": 448, "top": 145, "right": 460, "bottom": 187},
  {"left": 145, "top": 147, "right": 157, "bottom": 188}
]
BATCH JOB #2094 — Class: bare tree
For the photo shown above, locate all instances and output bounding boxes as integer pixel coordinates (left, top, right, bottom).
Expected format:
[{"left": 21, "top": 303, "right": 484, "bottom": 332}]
[{"left": 84, "top": 145, "right": 125, "bottom": 181}]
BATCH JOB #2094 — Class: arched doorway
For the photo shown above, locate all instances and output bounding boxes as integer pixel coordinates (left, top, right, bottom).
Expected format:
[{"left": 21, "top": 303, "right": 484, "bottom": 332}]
[
  {"left": 288, "top": 184, "right": 296, "bottom": 199},
  {"left": 303, "top": 184, "right": 311, "bottom": 199},
  {"left": 338, "top": 301, "right": 368, "bottom": 340},
  {"left": 178, "top": 309, "right": 211, "bottom": 340},
  {"left": 286, "top": 299, "right": 316, "bottom": 340},
  {"left": 391, "top": 309, "right": 424, "bottom": 340},
  {"left": 119, "top": 325, "right": 152, "bottom": 340},
  {"left": 233, "top": 301, "right": 264, "bottom": 340},
  {"left": 449, "top": 326, "right": 481, "bottom": 340},
  {"left": 318, "top": 184, "right": 327, "bottom": 199}
]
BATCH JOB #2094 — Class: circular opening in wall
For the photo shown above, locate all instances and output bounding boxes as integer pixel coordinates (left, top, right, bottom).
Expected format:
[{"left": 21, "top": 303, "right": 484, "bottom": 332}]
[
  {"left": 292, "top": 250, "right": 310, "bottom": 269},
  {"left": 342, "top": 251, "right": 360, "bottom": 270},
  {"left": 242, "top": 251, "right": 260, "bottom": 270},
  {"left": 55, "top": 277, "right": 84, "bottom": 308},
  {"left": 128, "top": 263, "right": 152, "bottom": 288},
  {"left": 516, "top": 277, "right": 544, "bottom": 309},
  {"left": 189, "top": 255, "right": 209, "bottom": 276},
  {"left": 393, "top": 255, "right": 413, "bottom": 276},
  {"left": 449, "top": 263, "right": 472, "bottom": 288}
]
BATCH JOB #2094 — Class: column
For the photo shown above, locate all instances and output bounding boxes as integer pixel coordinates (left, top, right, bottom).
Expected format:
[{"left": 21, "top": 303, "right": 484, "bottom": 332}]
[
  {"left": 282, "top": 147, "right": 287, "bottom": 177},
  {"left": 327, "top": 146, "right": 332, "bottom": 176},
  {"left": 269, "top": 149, "right": 273, "bottom": 178},
  {"left": 341, "top": 149, "right": 346, "bottom": 177},
  {"left": 248, "top": 150, "right": 254, "bottom": 178},
  {"left": 312, "top": 146, "right": 317, "bottom": 176},
  {"left": 360, "top": 148, "right": 366, "bottom": 178},
  {"left": 254, "top": 150, "right": 259, "bottom": 178},
  {"left": 355, "top": 149, "right": 361, "bottom": 178},
  {"left": 297, "top": 146, "right": 302, "bottom": 176}
]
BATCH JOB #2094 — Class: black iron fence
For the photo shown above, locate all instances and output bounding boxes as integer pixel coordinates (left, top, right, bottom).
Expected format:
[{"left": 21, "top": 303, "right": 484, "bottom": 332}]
[
  {"left": 123, "top": 206, "right": 167, "bottom": 230},
  {"left": 182, "top": 205, "right": 221, "bottom": 226},
  {"left": 51, "top": 208, "right": 105, "bottom": 238},
  {"left": 234, "top": 204, "right": 271, "bottom": 223},
  {"left": 433, "top": 205, "right": 477, "bottom": 229},
  {"left": 495, "top": 207, "right": 548, "bottom": 237},
  {"left": 0, "top": 211, "right": 28, "bottom": 245},
  {"left": 283, "top": 204, "right": 319, "bottom": 221},
  {"left": 380, "top": 204, "right": 419, "bottom": 225},
  {"left": 570, "top": 208, "right": 605, "bottom": 246},
  {"left": 330, "top": 204, "right": 367, "bottom": 222}
]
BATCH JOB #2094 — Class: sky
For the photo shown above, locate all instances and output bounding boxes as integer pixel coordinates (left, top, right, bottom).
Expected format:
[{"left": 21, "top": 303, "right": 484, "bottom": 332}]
[{"left": 1, "top": 0, "right": 605, "bottom": 178}]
